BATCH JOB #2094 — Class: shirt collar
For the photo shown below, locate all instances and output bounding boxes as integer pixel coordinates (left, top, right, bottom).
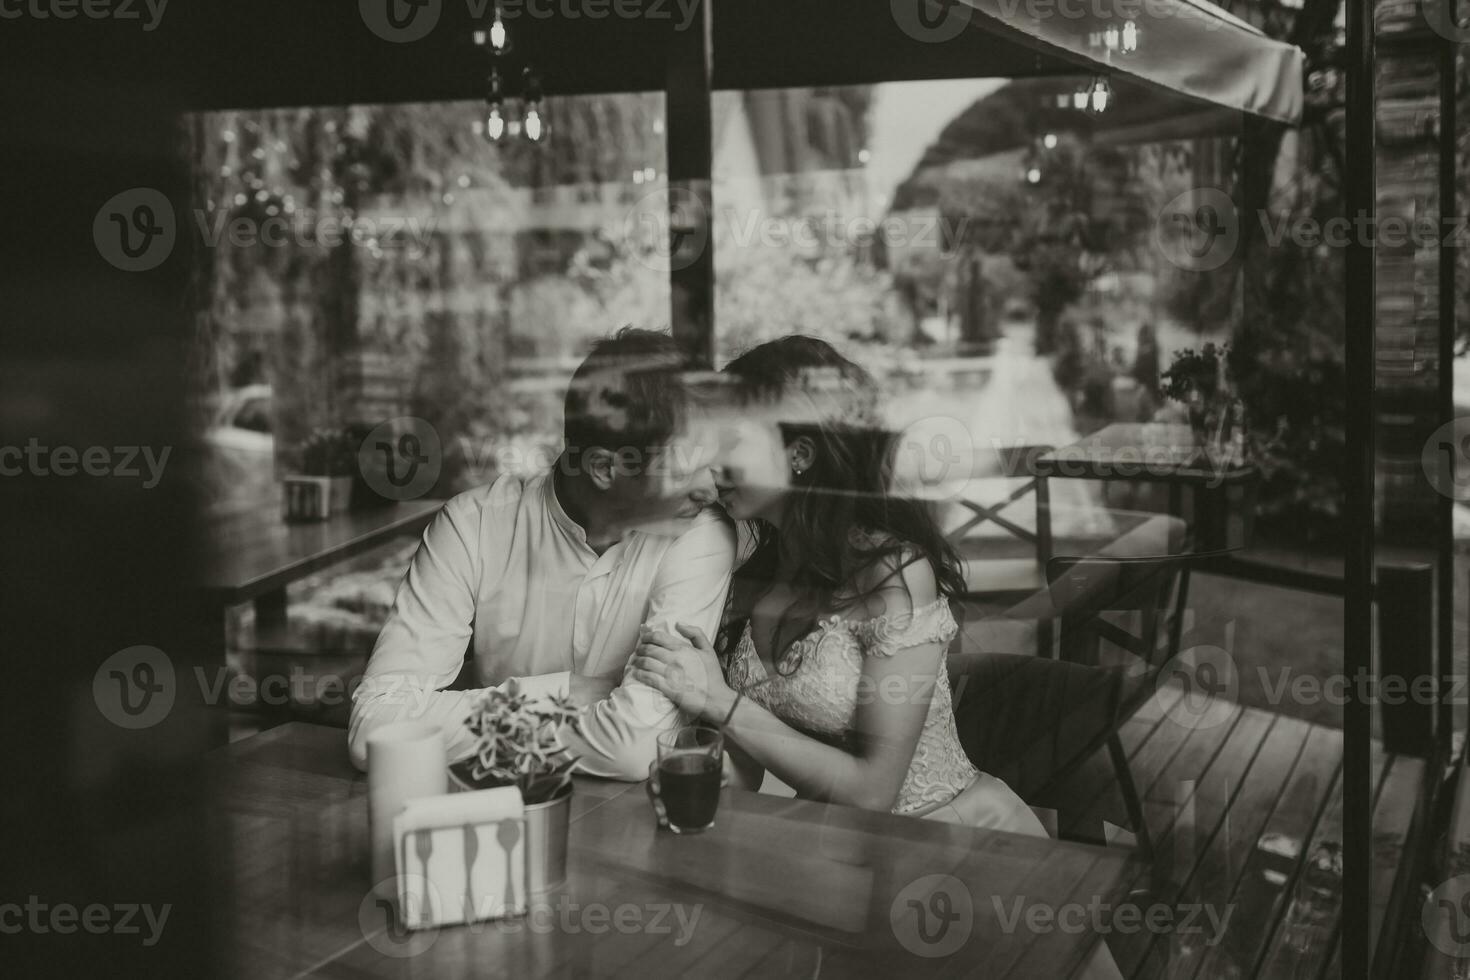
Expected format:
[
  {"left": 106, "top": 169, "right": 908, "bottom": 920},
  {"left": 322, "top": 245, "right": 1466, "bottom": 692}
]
[{"left": 542, "top": 469, "right": 590, "bottom": 547}]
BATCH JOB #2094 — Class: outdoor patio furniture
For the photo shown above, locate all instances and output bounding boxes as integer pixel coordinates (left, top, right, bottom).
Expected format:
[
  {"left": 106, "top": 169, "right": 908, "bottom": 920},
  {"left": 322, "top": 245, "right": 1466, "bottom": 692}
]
[
  {"left": 198, "top": 499, "right": 442, "bottom": 738},
  {"left": 949, "top": 645, "right": 1152, "bottom": 857},
  {"left": 948, "top": 442, "right": 1054, "bottom": 601}
]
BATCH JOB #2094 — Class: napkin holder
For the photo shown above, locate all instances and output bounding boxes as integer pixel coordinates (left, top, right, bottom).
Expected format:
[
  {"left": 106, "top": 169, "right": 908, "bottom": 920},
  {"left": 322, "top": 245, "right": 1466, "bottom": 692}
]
[{"left": 392, "top": 786, "right": 528, "bottom": 930}]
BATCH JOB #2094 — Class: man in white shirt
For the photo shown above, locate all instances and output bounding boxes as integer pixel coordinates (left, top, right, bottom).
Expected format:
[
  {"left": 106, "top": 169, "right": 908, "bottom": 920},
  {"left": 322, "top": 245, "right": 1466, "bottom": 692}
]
[{"left": 348, "top": 329, "right": 735, "bottom": 779}]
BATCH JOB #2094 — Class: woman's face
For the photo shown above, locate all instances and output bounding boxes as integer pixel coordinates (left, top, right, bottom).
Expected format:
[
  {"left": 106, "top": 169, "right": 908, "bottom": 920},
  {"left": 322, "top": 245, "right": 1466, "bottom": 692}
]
[{"left": 707, "top": 412, "right": 793, "bottom": 523}]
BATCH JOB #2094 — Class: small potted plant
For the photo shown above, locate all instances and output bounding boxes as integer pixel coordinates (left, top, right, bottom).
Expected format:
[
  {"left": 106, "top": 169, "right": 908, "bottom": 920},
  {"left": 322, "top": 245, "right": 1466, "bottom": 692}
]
[
  {"left": 1160, "top": 343, "right": 1265, "bottom": 549},
  {"left": 295, "top": 427, "right": 357, "bottom": 514},
  {"left": 1160, "top": 342, "right": 1261, "bottom": 467},
  {"left": 448, "top": 683, "right": 580, "bottom": 894}
]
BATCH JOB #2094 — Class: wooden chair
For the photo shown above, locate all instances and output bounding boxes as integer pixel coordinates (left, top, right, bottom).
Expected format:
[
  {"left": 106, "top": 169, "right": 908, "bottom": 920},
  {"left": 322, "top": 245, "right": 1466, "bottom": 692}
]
[
  {"left": 949, "top": 550, "right": 1209, "bottom": 855},
  {"left": 945, "top": 444, "right": 1055, "bottom": 656},
  {"left": 948, "top": 646, "right": 1150, "bottom": 855},
  {"left": 1045, "top": 552, "right": 1196, "bottom": 719}
]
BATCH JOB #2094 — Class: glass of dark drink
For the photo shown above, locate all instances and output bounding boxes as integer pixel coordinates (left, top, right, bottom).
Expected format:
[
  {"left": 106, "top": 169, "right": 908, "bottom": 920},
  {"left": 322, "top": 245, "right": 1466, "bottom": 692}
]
[{"left": 654, "top": 725, "right": 723, "bottom": 834}]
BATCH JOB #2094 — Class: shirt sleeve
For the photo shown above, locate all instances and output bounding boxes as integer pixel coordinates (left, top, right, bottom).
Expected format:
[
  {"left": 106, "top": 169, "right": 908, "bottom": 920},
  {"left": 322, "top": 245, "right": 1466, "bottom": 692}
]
[
  {"left": 347, "top": 487, "right": 569, "bottom": 771},
  {"left": 556, "top": 512, "right": 736, "bottom": 780}
]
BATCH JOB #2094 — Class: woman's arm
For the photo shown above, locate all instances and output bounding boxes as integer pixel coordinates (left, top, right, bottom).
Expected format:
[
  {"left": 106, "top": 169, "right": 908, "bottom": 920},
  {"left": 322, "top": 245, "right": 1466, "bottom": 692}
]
[
  {"left": 714, "top": 639, "right": 940, "bottom": 810},
  {"left": 725, "top": 739, "right": 766, "bottom": 791},
  {"left": 632, "top": 557, "right": 943, "bottom": 811}
]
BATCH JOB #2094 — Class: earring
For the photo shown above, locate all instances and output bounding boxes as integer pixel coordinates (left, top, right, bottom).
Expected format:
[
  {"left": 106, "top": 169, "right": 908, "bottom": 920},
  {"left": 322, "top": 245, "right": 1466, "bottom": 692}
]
[{"left": 792, "top": 462, "right": 806, "bottom": 476}]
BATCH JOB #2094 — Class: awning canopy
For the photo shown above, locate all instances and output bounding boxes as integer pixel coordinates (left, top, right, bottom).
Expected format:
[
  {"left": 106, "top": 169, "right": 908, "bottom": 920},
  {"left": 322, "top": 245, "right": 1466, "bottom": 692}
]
[
  {"left": 712, "top": 1, "right": 1303, "bottom": 126},
  {"left": 958, "top": 0, "right": 1305, "bottom": 125},
  {"left": 166, "top": 0, "right": 1303, "bottom": 125}
]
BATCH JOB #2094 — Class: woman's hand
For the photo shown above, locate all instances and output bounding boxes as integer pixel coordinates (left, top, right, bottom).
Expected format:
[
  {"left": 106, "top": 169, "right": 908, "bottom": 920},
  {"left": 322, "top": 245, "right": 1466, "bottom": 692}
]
[{"left": 631, "top": 623, "right": 734, "bottom": 722}]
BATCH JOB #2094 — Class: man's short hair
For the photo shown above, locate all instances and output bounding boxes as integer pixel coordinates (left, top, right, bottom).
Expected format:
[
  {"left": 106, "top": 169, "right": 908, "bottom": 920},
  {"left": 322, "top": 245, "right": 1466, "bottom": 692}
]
[{"left": 563, "top": 328, "right": 690, "bottom": 464}]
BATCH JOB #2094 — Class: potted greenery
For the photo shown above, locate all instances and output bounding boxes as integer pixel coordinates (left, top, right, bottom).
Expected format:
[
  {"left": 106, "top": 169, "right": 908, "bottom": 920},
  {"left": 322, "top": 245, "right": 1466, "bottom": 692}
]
[
  {"left": 1160, "top": 343, "right": 1266, "bottom": 550},
  {"left": 296, "top": 427, "right": 357, "bottom": 514},
  {"left": 448, "top": 683, "right": 580, "bottom": 894}
]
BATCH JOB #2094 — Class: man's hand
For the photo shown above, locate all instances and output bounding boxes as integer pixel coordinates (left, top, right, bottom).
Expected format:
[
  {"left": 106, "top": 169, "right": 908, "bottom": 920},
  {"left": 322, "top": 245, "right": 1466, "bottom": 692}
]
[{"left": 569, "top": 673, "right": 618, "bottom": 708}]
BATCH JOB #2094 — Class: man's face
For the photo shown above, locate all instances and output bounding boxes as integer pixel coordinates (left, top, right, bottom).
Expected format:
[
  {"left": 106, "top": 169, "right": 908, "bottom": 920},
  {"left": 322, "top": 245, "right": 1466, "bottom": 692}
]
[{"left": 604, "top": 425, "right": 718, "bottom": 525}]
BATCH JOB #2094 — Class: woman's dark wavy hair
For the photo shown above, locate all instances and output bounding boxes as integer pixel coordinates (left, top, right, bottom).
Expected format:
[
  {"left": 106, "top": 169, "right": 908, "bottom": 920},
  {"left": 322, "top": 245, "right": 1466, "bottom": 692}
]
[{"left": 713, "top": 336, "right": 966, "bottom": 673}]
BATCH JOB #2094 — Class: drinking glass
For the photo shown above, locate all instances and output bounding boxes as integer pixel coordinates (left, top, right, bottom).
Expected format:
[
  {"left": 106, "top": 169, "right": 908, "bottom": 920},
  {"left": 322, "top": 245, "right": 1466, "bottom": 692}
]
[{"left": 654, "top": 725, "right": 723, "bottom": 834}]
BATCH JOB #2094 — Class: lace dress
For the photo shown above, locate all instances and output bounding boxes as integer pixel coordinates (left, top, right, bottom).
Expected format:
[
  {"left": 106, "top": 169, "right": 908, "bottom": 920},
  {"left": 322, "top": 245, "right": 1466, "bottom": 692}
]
[
  {"left": 724, "top": 597, "right": 988, "bottom": 816},
  {"left": 725, "top": 594, "right": 1124, "bottom": 979}
]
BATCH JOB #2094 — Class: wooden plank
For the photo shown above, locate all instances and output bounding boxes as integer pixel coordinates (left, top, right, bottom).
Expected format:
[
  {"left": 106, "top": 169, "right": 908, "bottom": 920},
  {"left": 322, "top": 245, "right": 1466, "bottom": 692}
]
[
  {"left": 1110, "top": 707, "right": 1266, "bottom": 978},
  {"left": 1417, "top": 754, "right": 1470, "bottom": 980},
  {"left": 960, "top": 847, "right": 1109, "bottom": 979},
  {"left": 931, "top": 831, "right": 1111, "bottom": 980},
  {"left": 1251, "top": 742, "right": 1395, "bottom": 979},
  {"left": 1148, "top": 715, "right": 1313, "bottom": 980},
  {"left": 1252, "top": 787, "right": 1344, "bottom": 980},
  {"left": 200, "top": 499, "right": 440, "bottom": 602},
  {"left": 1368, "top": 753, "right": 1426, "bottom": 965},
  {"left": 737, "top": 939, "right": 823, "bottom": 979},
  {"left": 1062, "top": 683, "right": 1193, "bottom": 841},
  {"left": 676, "top": 921, "right": 791, "bottom": 979},
  {"left": 613, "top": 904, "right": 744, "bottom": 979},
  {"left": 1183, "top": 724, "right": 1343, "bottom": 980},
  {"left": 997, "top": 846, "right": 1139, "bottom": 980},
  {"left": 1055, "top": 718, "right": 1155, "bottom": 840}
]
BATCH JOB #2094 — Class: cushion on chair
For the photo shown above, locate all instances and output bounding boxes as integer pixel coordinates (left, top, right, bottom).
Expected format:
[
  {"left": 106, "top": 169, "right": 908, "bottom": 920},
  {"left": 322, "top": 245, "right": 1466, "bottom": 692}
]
[
  {"left": 960, "top": 557, "right": 1044, "bottom": 595},
  {"left": 949, "top": 653, "right": 1120, "bottom": 803},
  {"left": 1097, "top": 513, "right": 1187, "bottom": 558}
]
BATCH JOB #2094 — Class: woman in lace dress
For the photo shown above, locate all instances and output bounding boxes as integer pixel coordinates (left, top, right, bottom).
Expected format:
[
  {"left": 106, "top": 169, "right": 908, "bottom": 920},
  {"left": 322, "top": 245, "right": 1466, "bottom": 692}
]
[
  {"left": 630, "top": 334, "right": 1035, "bottom": 825},
  {"left": 631, "top": 336, "right": 1121, "bottom": 977}
]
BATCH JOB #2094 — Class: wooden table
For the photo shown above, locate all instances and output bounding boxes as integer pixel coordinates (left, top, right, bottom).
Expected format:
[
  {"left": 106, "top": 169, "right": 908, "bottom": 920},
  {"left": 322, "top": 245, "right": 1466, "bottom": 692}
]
[
  {"left": 212, "top": 723, "right": 1136, "bottom": 979},
  {"left": 201, "top": 499, "right": 443, "bottom": 633},
  {"left": 1034, "top": 423, "right": 1258, "bottom": 550}
]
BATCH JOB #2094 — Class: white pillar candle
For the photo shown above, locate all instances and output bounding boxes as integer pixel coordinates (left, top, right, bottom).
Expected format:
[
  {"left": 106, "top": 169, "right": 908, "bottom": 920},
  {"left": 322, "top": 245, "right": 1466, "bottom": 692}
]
[{"left": 365, "top": 722, "right": 447, "bottom": 900}]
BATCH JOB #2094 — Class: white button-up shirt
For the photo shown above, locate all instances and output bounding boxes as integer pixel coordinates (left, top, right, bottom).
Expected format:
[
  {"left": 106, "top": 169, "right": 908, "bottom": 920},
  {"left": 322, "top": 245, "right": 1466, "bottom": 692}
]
[{"left": 348, "top": 470, "right": 735, "bottom": 778}]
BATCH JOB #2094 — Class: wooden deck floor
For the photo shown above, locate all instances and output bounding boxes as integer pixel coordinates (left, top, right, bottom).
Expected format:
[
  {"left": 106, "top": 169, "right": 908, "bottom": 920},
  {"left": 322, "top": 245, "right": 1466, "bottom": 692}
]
[{"left": 1038, "top": 680, "right": 1423, "bottom": 980}]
